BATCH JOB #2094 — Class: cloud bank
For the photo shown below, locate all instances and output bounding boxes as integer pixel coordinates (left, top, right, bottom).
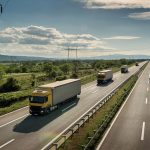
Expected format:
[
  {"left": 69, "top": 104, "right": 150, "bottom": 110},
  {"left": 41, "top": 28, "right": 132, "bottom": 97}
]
[
  {"left": 128, "top": 12, "right": 150, "bottom": 20},
  {"left": 77, "top": 0, "right": 150, "bottom": 9},
  {"left": 0, "top": 25, "right": 111, "bottom": 57},
  {"left": 0, "top": 25, "right": 141, "bottom": 57},
  {"left": 104, "top": 36, "right": 141, "bottom": 40}
]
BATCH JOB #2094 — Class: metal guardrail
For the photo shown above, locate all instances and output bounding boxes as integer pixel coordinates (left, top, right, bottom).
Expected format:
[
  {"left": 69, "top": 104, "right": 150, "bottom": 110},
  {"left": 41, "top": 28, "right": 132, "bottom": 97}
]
[{"left": 43, "top": 63, "right": 147, "bottom": 150}]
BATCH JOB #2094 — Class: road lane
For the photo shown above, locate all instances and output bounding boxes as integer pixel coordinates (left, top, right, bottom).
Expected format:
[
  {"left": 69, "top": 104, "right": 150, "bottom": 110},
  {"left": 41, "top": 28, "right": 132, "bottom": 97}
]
[{"left": 98, "top": 62, "right": 150, "bottom": 150}]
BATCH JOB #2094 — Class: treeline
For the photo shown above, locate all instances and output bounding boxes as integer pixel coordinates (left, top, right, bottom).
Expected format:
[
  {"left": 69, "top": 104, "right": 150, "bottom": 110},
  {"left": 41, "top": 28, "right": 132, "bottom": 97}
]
[{"left": 0, "top": 59, "right": 140, "bottom": 93}]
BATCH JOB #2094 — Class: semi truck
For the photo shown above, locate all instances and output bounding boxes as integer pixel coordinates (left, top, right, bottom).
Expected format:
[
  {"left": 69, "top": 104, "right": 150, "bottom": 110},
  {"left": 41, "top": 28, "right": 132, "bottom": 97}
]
[
  {"left": 135, "top": 62, "right": 139, "bottom": 66},
  {"left": 121, "top": 65, "right": 128, "bottom": 73},
  {"left": 29, "top": 79, "right": 81, "bottom": 115},
  {"left": 97, "top": 70, "right": 113, "bottom": 84}
]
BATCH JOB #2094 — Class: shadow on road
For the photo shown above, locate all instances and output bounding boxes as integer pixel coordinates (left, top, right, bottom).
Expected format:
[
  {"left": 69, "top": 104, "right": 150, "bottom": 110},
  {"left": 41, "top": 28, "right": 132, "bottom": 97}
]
[
  {"left": 13, "top": 98, "right": 79, "bottom": 133},
  {"left": 97, "top": 80, "right": 114, "bottom": 87}
]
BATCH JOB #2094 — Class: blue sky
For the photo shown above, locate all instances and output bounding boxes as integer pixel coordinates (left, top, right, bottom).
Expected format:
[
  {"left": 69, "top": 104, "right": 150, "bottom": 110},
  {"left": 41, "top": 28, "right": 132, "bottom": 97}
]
[{"left": 0, "top": 0, "right": 150, "bottom": 58}]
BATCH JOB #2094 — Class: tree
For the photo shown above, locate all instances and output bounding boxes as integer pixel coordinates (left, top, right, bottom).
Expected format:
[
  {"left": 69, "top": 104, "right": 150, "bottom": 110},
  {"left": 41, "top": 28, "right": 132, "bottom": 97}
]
[
  {"left": 1, "top": 77, "right": 21, "bottom": 92},
  {"left": 43, "top": 63, "right": 53, "bottom": 77},
  {"left": 31, "top": 74, "right": 36, "bottom": 87},
  {"left": 0, "top": 65, "right": 5, "bottom": 80},
  {"left": 51, "top": 71, "right": 57, "bottom": 78},
  {"left": 60, "top": 64, "right": 71, "bottom": 75}
]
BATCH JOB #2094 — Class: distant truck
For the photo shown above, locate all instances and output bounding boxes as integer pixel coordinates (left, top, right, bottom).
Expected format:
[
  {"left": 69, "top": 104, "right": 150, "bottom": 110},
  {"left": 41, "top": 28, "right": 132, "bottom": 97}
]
[
  {"left": 135, "top": 62, "right": 139, "bottom": 66},
  {"left": 29, "top": 79, "right": 81, "bottom": 115},
  {"left": 97, "top": 70, "right": 113, "bottom": 84},
  {"left": 121, "top": 65, "right": 128, "bottom": 73}
]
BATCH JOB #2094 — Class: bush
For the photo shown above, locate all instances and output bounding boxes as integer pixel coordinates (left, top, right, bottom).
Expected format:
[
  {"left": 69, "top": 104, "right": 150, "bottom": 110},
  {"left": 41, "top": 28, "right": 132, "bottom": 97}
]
[
  {"left": 0, "top": 77, "right": 21, "bottom": 92},
  {"left": 0, "top": 89, "right": 31, "bottom": 107},
  {"left": 56, "top": 76, "right": 67, "bottom": 81},
  {"left": 70, "top": 73, "right": 78, "bottom": 79}
]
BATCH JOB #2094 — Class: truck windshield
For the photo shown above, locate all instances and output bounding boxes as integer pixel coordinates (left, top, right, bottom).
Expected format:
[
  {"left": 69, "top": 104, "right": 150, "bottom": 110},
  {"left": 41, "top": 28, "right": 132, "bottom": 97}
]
[
  {"left": 98, "top": 73, "right": 105, "bottom": 78},
  {"left": 30, "top": 96, "right": 47, "bottom": 103}
]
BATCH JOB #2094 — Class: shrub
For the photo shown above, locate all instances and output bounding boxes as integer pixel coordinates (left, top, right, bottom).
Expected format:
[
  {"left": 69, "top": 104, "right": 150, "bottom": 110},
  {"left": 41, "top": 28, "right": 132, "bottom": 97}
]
[
  {"left": 0, "top": 90, "right": 31, "bottom": 107},
  {"left": 70, "top": 73, "right": 78, "bottom": 79},
  {"left": 56, "top": 76, "right": 67, "bottom": 81},
  {"left": 0, "top": 77, "right": 21, "bottom": 92}
]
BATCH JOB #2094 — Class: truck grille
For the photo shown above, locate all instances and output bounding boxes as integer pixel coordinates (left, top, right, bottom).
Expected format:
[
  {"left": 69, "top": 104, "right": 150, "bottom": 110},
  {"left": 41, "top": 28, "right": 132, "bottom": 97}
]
[{"left": 30, "top": 106, "right": 41, "bottom": 112}]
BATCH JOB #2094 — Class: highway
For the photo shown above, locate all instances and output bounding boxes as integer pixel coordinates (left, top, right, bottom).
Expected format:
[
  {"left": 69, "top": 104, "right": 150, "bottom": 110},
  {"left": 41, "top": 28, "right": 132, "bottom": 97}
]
[
  {"left": 97, "top": 62, "right": 150, "bottom": 150},
  {"left": 0, "top": 63, "right": 145, "bottom": 150}
]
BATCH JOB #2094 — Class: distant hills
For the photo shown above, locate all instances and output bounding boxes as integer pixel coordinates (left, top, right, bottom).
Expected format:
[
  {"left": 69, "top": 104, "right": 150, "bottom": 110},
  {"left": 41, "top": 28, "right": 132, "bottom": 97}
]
[
  {"left": 0, "top": 54, "right": 49, "bottom": 62},
  {"left": 86, "top": 54, "right": 150, "bottom": 60},
  {"left": 0, "top": 54, "right": 149, "bottom": 62}
]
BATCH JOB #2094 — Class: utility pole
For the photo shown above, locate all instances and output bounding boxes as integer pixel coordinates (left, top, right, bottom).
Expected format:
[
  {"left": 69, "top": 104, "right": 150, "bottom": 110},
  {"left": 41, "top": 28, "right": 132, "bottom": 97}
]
[
  {"left": 0, "top": 4, "right": 2, "bottom": 14},
  {"left": 76, "top": 47, "right": 78, "bottom": 60},
  {"left": 65, "top": 46, "right": 77, "bottom": 60}
]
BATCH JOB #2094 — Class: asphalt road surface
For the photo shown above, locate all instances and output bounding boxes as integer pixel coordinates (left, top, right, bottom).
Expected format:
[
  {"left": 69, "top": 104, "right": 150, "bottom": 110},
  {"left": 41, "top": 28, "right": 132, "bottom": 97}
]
[
  {"left": 0, "top": 62, "right": 146, "bottom": 150},
  {"left": 97, "top": 62, "right": 150, "bottom": 150}
]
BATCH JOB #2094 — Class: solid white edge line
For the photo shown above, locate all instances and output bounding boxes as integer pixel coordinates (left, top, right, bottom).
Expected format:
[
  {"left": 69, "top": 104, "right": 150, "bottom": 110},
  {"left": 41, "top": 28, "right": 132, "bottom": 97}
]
[
  {"left": 96, "top": 62, "right": 147, "bottom": 150},
  {"left": 0, "top": 106, "right": 28, "bottom": 118},
  {"left": 62, "top": 103, "right": 76, "bottom": 112},
  {"left": 141, "top": 122, "right": 145, "bottom": 141},
  {"left": 0, "top": 139, "right": 15, "bottom": 149},
  {"left": 146, "top": 98, "right": 148, "bottom": 104},
  {"left": 0, "top": 114, "right": 28, "bottom": 128},
  {"left": 41, "top": 62, "right": 146, "bottom": 150}
]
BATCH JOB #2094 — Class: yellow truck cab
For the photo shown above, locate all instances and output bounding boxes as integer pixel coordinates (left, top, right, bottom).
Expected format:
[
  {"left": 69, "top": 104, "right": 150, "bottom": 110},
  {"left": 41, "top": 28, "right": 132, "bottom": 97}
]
[{"left": 29, "top": 89, "right": 52, "bottom": 115}]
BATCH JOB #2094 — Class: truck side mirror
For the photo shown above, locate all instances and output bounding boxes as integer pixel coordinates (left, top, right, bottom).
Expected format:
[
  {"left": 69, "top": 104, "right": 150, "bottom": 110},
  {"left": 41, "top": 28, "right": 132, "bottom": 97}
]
[{"left": 46, "top": 97, "right": 48, "bottom": 102}]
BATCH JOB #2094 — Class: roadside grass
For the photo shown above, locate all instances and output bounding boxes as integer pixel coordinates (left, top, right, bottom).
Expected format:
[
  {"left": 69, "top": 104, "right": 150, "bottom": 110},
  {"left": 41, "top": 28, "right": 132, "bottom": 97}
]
[
  {"left": 59, "top": 75, "right": 138, "bottom": 150},
  {"left": 81, "top": 74, "right": 96, "bottom": 85},
  {"left": 0, "top": 99, "right": 28, "bottom": 116}
]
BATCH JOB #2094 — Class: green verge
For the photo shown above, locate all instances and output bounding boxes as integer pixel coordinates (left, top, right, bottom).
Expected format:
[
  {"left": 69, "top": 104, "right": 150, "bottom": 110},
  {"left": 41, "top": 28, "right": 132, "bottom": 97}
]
[
  {"left": 59, "top": 74, "right": 139, "bottom": 150},
  {"left": 0, "top": 99, "right": 28, "bottom": 115}
]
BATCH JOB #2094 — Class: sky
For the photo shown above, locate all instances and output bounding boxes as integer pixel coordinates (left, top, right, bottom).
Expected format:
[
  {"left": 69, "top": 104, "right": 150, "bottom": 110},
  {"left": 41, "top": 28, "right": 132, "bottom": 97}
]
[{"left": 0, "top": 0, "right": 150, "bottom": 58}]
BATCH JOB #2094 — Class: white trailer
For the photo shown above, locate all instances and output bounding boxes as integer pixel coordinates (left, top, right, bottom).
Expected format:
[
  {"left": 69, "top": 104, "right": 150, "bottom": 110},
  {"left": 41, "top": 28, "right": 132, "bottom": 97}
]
[
  {"left": 97, "top": 70, "right": 113, "bottom": 84},
  {"left": 121, "top": 65, "right": 128, "bottom": 73},
  {"left": 39, "top": 79, "right": 81, "bottom": 105}
]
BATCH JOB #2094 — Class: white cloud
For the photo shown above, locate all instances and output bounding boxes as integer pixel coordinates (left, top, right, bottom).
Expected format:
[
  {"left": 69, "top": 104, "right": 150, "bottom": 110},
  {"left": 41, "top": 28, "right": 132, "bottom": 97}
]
[
  {"left": 0, "top": 25, "right": 113, "bottom": 57},
  {"left": 128, "top": 12, "right": 150, "bottom": 20},
  {"left": 77, "top": 0, "right": 150, "bottom": 9},
  {"left": 104, "top": 36, "right": 141, "bottom": 40}
]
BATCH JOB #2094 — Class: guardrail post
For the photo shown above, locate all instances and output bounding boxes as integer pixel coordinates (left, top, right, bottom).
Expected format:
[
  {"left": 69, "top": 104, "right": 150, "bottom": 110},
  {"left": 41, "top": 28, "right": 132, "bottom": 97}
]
[
  {"left": 85, "top": 114, "right": 90, "bottom": 122},
  {"left": 90, "top": 111, "right": 94, "bottom": 119},
  {"left": 69, "top": 128, "right": 74, "bottom": 138},
  {"left": 53, "top": 143, "right": 58, "bottom": 150},
  {"left": 80, "top": 118, "right": 85, "bottom": 127},
  {"left": 75, "top": 123, "right": 80, "bottom": 133}
]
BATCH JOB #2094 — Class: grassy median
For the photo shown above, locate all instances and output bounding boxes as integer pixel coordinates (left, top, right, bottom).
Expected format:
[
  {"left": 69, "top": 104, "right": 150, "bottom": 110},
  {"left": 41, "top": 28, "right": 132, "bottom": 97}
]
[{"left": 59, "top": 74, "right": 138, "bottom": 150}]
